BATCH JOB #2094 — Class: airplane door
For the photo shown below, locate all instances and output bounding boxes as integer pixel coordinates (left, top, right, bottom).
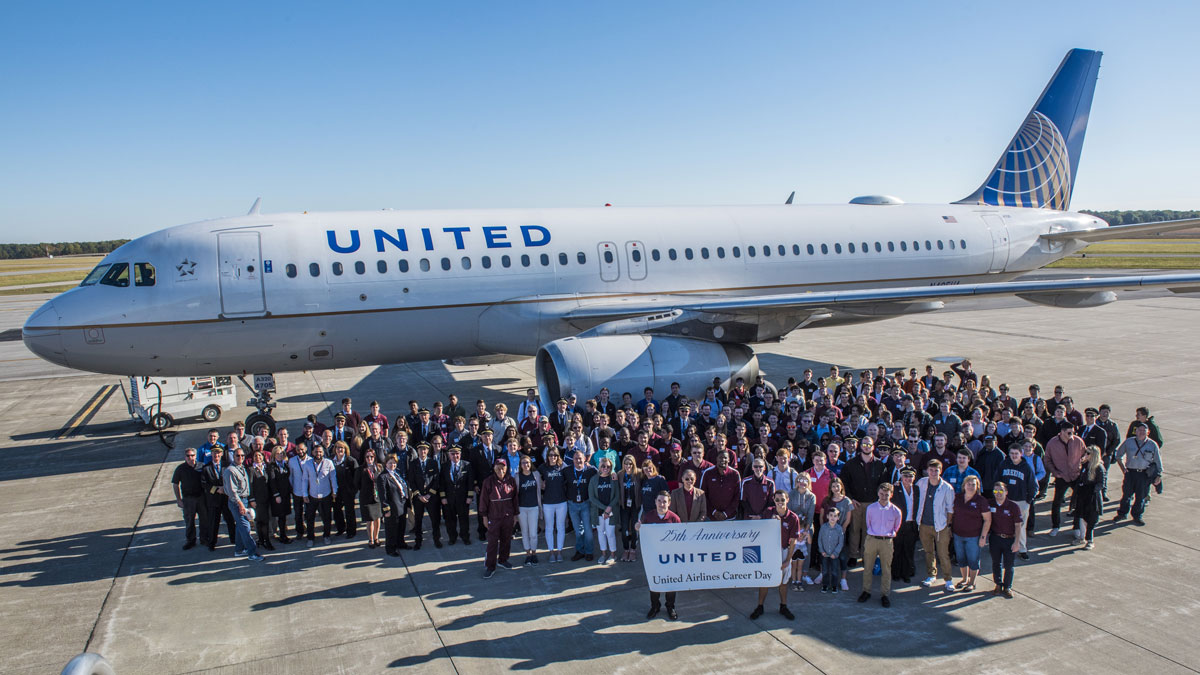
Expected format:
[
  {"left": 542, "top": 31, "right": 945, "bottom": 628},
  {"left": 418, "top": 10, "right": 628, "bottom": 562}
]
[
  {"left": 217, "top": 231, "right": 267, "bottom": 316},
  {"left": 598, "top": 242, "right": 619, "bottom": 282},
  {"left": 625, "top": 241, "right": 646, "bottom": 280},
  {"left": 981, "top": 214, "right": 1010, "bottom": 273}
]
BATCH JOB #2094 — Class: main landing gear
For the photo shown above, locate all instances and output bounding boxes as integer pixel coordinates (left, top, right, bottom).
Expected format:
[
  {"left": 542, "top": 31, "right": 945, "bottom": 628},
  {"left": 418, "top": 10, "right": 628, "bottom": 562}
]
[{"left": 239, "top": 373, "right": 278, "bottom": 437}]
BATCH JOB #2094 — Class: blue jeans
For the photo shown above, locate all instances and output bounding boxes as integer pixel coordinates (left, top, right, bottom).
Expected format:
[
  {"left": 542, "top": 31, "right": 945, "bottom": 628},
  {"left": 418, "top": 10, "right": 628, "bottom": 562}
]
[
  {"left": 952, "top": 533, "right": 980, "bottom": 571},
  {"left": 567, "top": 500, "right": 592, "bottom": 555},
  {"left": 229, "top": 496, "right": 258, "bottom": 557}
]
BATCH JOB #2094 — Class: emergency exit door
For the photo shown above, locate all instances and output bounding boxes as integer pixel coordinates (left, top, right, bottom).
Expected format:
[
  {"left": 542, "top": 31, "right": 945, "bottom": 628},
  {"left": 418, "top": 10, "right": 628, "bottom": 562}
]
[{"left": 217, "top": 231, "right": 267, "bottom": 316}]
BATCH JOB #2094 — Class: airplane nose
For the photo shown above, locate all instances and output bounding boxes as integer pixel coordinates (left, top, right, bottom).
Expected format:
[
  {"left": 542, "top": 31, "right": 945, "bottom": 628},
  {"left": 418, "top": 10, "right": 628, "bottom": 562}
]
[{"left": 22, "top": 298, "right": 67, "bottom": 367}]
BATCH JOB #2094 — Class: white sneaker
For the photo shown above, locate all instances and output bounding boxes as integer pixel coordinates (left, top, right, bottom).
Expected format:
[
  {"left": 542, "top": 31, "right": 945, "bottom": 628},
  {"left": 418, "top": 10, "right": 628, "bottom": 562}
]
[
  {"left": 922, "top": 576, "right": 937, "bottom": 587},
  {"left": 1084, "top": 542, "right": 1094, "bottom": 550},
  {"left": 840, "top": 578, "right": 849, "bottom": 591},
  {"left": 944, "top": 580, "right": 955, "bottom": 592},
  {"left": 802, "top": 575, "right": 814, "bottom": 585},
  {"left": 812, "top": 573, "right": 822, "bottom": 585},
  {"left": 1049, "top": 528, "right": 1060, "bottom": 537}
]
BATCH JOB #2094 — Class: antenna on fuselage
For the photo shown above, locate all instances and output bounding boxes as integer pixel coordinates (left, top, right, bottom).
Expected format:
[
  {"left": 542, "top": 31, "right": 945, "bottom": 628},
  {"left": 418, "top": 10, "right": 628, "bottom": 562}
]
[
  {"left": 785, "top": 191, "right": 795, "bottom": 205},
  {"left": 247, "top": 197, "right": 262, "bottom": 216}
]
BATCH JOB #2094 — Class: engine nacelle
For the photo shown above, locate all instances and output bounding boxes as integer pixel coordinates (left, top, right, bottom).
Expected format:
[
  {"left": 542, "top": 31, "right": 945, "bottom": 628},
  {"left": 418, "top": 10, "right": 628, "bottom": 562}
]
[
  {"left": 1016, "top": 290, "right": 1118, "bottom": 308},
  {"left": 535, "top": 335, "right": 758, "bottom": 413}
]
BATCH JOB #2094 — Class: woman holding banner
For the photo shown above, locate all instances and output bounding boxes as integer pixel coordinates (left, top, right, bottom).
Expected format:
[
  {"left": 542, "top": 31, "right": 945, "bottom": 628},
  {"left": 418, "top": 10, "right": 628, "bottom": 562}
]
[{"left": 636, "top": 491, "right": 681, "bottom": 620}]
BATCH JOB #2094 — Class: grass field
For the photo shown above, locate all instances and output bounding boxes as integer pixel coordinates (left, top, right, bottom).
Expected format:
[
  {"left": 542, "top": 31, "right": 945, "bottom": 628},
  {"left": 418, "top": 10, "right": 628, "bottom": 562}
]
[
  {"left": 1080, "top": 239, "right": 1200, "bottom": 255},
  {"left": 0, "top": 255, "right": 103, "bottom": 272},
  {"left": 0, "top": 283, "right": 78, "bottom": 296},
  {"left": 0, "top": 270, "right": 97, "bottom": 287},
  {"left": 1047, "top": 256, "right": 1200, "bottom": 269}
]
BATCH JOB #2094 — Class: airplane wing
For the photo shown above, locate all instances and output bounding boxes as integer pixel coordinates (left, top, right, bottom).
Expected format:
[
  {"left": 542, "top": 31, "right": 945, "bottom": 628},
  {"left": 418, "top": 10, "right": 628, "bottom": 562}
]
[
  {"left": 563, "top": 272, "right": 1200, "bottom": 322},
  {"left": 1041, "top": 218, "right": 1200, "bottom": 243}
]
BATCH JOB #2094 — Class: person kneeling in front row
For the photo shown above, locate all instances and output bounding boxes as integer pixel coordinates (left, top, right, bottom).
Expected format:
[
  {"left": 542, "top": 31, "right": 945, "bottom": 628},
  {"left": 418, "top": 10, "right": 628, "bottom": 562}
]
[{"left": 637, "top": 491, "right": 681, "bottom": 620}]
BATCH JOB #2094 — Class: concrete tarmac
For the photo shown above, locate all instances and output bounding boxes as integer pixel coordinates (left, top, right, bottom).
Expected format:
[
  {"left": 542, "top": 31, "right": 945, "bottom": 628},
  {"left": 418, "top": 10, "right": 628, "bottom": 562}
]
[{"left": 1, "top": 279, "right": 1199, "bottom": 674}]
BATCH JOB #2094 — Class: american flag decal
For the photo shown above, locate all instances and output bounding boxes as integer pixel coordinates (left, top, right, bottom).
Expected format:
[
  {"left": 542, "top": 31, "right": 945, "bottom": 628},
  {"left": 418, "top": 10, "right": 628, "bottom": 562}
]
[{"left": 942, "top": 216, "right": 957, "bottom": 223}]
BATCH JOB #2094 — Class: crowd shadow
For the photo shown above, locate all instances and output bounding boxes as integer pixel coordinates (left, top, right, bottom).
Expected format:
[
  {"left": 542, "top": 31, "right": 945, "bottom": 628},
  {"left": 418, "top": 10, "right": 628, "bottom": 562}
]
[
  {"left": 0, "top": 521, "right": 172, "bottom": 587},
  {"left": 0, "top": 431, "right": 169, "bottom": 483}
]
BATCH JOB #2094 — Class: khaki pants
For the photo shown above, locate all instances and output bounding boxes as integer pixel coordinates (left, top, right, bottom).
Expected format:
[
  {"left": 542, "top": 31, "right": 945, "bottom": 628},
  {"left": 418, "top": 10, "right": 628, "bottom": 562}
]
[
  {"left": 1013, "top": 500, "right": 1030, "bottom": 553},
  {"left": 862, "top": 535, "right": 893, "bottom": 596},
  {"left": 847, "top": 501, "right": 868, "bottom": 558},
  {"left": 918, "top": 524, "right": 952, "bottom": 580}
]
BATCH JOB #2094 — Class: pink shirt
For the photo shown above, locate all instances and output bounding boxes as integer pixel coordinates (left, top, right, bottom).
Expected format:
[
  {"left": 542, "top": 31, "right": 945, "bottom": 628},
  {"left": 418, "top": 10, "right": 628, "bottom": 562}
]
[{"left": 865, "top": 500, "right": 902, "bottom": 537}]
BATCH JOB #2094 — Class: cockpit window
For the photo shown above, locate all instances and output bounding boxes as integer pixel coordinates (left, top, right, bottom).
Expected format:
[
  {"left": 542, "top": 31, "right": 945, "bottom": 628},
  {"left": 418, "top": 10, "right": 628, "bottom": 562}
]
[
  {"left": 134, "top": 263, "right": 156, "bottom": 287},
  {"left": 80, "top": 264, "right": 111, "bottom": 286},
  {"left": 98, "top": 262, "right": 130, "bottom": 288}
]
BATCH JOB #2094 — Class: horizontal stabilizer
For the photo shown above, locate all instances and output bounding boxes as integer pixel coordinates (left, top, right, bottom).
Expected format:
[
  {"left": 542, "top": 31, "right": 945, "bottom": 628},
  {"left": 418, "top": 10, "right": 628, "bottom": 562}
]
[{"left": 1040, "top": 218, "right": 1200, "bottom": 243}]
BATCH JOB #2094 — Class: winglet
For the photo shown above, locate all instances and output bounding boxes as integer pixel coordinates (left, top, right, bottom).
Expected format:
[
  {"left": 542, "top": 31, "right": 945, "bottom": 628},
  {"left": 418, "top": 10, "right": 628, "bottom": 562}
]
[
  {"left": 247, "top": 197, "right": 262, "bottom": 216},
  {"left": 785, "top": 191, "right": 795, "bottom": 205}
]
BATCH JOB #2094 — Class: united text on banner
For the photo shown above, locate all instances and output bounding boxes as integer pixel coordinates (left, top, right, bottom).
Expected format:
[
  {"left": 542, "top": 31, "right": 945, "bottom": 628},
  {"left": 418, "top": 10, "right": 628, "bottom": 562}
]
[{"left": 640, "top": 519, "right": 783, "bottom": 592}]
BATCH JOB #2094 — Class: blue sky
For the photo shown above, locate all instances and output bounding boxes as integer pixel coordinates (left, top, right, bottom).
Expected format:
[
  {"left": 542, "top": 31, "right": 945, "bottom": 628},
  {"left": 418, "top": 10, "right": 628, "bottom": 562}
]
[{"left": 1, "top": 2, "right": 1197, "bottom": 242}]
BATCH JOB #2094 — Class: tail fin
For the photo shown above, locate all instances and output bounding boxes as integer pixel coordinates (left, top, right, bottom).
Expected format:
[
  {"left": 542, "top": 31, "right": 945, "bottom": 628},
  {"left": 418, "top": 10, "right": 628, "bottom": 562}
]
[{"left": 957, "top": 48, "right": 1102, "bottom": 210}]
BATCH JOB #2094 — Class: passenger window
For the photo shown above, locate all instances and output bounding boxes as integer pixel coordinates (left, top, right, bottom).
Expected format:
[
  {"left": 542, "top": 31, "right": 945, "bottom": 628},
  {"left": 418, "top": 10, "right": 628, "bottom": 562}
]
[
  {"left": 834, "top": 243, "right": 842, "bottom": 254},
  {"left": 577, "top": 252, "right": 586, "bottom": 264},
  {"left": 949, "top": 240, "right": 956, "bottom": 250},
  {"left": 309, "top": 263, "right": 321, "bottom": 277},
  {"left": 332, "top": 262, "right": 344, "bottom": 276},
  {"left": 668, "top": 249, "right": 678, "bottom": 261},
  {"left": 521, "top": 254, "right": 531, "bottom": 267},
  {"left": 420, "top": 259, "right": 431, "bottom": 272},
  {"left": 875, "top": 242, "right": 882, "bottom": 252},
  {"left": 99, "top": 263, "right": 129, "bottom": 287},
  {"left": 732, "top": 246, "right": 741, "bottom": 258},
  {"left": 482, "top": 256, "right": 492, "bottom": 269},
  {"left": 651, "top": 249, "right": 661, "bottom": 262},
  {"left": 441, "top": 258, "right": 451, "bottom": 271},
  {"left": 792, "top": 244, "right": 800, "bottom": 255},
  {"left": 559, "top": 253, "right": 568, "bottom": 266},
  {"left": 762, "top": 245, "right": 771, "bottom": 257},
  {"left": 604, "top": 250, "right": 614, "bottom": 264},
  {"left": 937, "top": 240, "right": 944, "bottom": 250},
  {"left": 462, "top": 257, "right": 472, "bottom": 270},
  {"left": 848, "top": 243, "right": 856, "bottom": 254},
  {"left": 377, "top": 260, "right": 387, "bottom": 273},
  {"left": 398, "top": 260, "right": 409, "bottom": 273},
  {"left": 502, "top": 255, "right": 512, "bottom": 268},
  {"left": 913, "top": 241, "right": 920, "bottom": 251},
  {"left": 748, "top": 246, "right": 756, "bottom": 258},
  {"left": 807, "top": 244, "right": 814, "bottom": 255},
  {"left": 778, "top": 245, "right": 786, "bottom": 256},
  {"left": 632, "top": 249, "right": 642, "bottom": 263},
  {"left": 684, "top": 248, "right": 694, "bottom": 260},
  {"left": 925, "top": 240, "right": 932, "bottom": 251},
  {"left": 820, "top": 244, "right": 828, "bottom": 254},
  {"left": 861, "top": 242, "right": 868, "bottom": 253},
  {"left": 900, "top": 241, "right": 908, "bottom": 251},
  {"left": 354, "top": 261, "right": 366, "bottom": 275},
  {"left": 701, "top": 247, "right": 710, "bottom": 259},
  {"left": 717, "top": 247, "right": 726, "bottom": 259},
  {"left": 540, "top": 253, "right": 550, "bottom": 266},
  {"left": 285, "top": 264, "right": 297, "bottom": 278},
  {"left": 960, "top": 239, "right": 967, "bottom": 249},
  {"left": 888, "top": 242, "right": 895, "bottom": 252},
  {"left": 134, "top": 262, "right": 156, "bottom": 286}
]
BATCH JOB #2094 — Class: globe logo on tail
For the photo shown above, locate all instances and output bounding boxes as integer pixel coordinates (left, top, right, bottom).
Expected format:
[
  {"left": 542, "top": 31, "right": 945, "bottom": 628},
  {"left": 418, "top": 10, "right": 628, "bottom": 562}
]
[{"left": 978, "top": 110, "right": 1072, "bottom": 210}]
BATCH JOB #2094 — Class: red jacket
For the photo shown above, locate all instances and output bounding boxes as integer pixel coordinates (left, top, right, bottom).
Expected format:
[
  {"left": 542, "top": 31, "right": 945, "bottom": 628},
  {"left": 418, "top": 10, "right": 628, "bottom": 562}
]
[{"left": 480, "top": 474, "right": 519, "bottom": 522}]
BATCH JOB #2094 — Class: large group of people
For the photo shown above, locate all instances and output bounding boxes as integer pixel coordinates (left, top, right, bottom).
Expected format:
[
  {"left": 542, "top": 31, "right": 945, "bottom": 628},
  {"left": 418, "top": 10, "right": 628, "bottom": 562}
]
[{"left": 172, "top": 360, "right": 1166, "bottom": 619}]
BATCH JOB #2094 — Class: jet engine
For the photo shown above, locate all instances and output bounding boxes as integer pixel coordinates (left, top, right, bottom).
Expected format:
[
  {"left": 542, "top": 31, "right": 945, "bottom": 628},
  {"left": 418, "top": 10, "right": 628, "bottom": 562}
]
[
  {"left": 1016, "top": 290, "right": 1118, "bottom": 308},
  {"left": 535, "top": 335, "right": 758, "bottom": 412}
]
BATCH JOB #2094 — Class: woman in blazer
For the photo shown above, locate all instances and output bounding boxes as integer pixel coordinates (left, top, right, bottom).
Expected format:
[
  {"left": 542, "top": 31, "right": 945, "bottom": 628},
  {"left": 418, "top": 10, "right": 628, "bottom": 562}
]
[
  {"left": 588, "top": 455, "right": 622, "bottom": 564},
  {"left": 248, "top": 448, "right": 275, "bottom": 550},
  {"left": 357, "top": 448, "right": 384, "bottom": 548},
  {"left": 615, "top": 454, "right": 642, "bottom": 562},
  {"left": 670, "top": 468, "right": 708, "bottom": 522}
]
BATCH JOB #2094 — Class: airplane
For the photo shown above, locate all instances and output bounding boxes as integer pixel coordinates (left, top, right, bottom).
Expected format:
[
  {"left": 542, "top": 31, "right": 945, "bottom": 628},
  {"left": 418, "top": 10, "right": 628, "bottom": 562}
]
[{"left": 22, "top": 48, "right": 1200, "bottom": 435}]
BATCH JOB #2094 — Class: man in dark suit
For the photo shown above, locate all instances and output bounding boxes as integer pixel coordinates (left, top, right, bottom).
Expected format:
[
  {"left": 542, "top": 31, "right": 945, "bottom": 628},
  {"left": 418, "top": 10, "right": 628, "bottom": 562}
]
[
  {"left": 670, "top": 403, "right": 695, "bottom": 438},
  {"left": 549, "top": 398, "right": 573, "bottom": 438},
  {"left": 439, "top": 446, "right": 474, "bottom": 545},
  {"left": 470, "top": 430, "right": 499, "bottom": 541},
  {"left": 406, "top": 443, "right": 442, "bottom": 549},
  {"left": 328, "top": 413, "right": 357, "bottom": 446},
  {"left": 201, "top": 446, "right": 236, "bottom": 551},
  {"left": 411, "top": 409, "right": 441, "bottom": 446},
  {"left": 890, "top": 467, "right": 921, "bottom": 583},
  {"left": 379, "top": 454, "right": 410, "bottom": 556}
]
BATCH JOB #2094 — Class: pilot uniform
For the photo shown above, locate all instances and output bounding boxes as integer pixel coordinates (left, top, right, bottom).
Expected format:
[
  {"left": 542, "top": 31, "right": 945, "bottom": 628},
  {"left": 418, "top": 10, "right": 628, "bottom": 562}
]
[{"left": 439, "top": 456, "right": 475, "bottom": 544}]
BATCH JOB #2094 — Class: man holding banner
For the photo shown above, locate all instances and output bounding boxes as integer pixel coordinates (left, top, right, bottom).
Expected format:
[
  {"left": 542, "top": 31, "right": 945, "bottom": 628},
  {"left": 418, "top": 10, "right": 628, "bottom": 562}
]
[
  {"left": 637, "top": 491, "right": 682, "bottom": 620},
  {"left": 749, "top": 490, "right": 801, "bottom": 621}
]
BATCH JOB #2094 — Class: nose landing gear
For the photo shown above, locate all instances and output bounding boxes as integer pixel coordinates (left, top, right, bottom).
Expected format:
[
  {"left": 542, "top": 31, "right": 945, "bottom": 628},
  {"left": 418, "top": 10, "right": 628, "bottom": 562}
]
[{"left": 239, "top": 373, "right": 278, "bottom": 437}]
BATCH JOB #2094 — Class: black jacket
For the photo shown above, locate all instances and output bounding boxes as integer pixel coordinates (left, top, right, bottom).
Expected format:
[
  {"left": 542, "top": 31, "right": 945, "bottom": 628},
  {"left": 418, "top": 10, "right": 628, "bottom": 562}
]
[
  {"left": 201, "top": 461, "right": 228, "bottom": 504},
  {"left": 379, "top": 469, "right": 409, "bottom": 517},
  {"left": 891, "top": 482, "right": 922, "bottom": 523},
  {"left": 841, "top": 456, "right": 885, "bottom": 503},
  {"left": 267, "top": 461, "right": 292, "bottom": 516},
  {"left": 439, "top": 459, "right": 474, "bottom": 502},
  {"left": 333, "top": 455, "right": 359, "bottom": 496},
  {"left": 407, "top": 455, "right": 441, "bottom": 499}
]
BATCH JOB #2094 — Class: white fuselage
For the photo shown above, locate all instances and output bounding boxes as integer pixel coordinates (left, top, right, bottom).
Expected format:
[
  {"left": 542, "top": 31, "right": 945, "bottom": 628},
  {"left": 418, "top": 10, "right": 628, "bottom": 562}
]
[{"left": 22, "top": 203, "right": 1099, "bottom": 376}]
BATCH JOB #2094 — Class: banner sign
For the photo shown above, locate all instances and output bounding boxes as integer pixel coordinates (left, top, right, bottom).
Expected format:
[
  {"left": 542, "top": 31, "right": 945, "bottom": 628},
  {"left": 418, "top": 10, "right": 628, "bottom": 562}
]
[{"left": 640, "top": 519, "right": 783, "bottom": 592}]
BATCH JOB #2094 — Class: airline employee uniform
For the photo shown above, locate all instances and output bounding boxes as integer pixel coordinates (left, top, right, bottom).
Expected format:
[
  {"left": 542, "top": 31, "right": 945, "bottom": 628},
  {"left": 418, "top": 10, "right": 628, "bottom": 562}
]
[
  {"left": 407, "top": 455, "right": 442, "bottom": 548},
  {"left": 890, "top": 482, "right": 922, "bottom": 581},
  {"left": 202, "top": 458, "right": 236, "bottom": 549},
  {"left": 439, "top": 459, "right": 475, "bottom": 544},
  {"left": 379, "top": 466, "right": 410, "bottom": 556},
  {"left": 333, "top": 454, "right": 359, "bottom": 538}
]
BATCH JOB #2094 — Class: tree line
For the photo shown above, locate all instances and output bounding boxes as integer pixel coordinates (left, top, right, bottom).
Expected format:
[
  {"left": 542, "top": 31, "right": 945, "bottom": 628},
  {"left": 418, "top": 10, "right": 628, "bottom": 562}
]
[
  {"left": 0, "top": 240, "right": 130, "bottom": 260},
  {"left": 1080, "top": 210, "right": 1200, "bottom": 226}
]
